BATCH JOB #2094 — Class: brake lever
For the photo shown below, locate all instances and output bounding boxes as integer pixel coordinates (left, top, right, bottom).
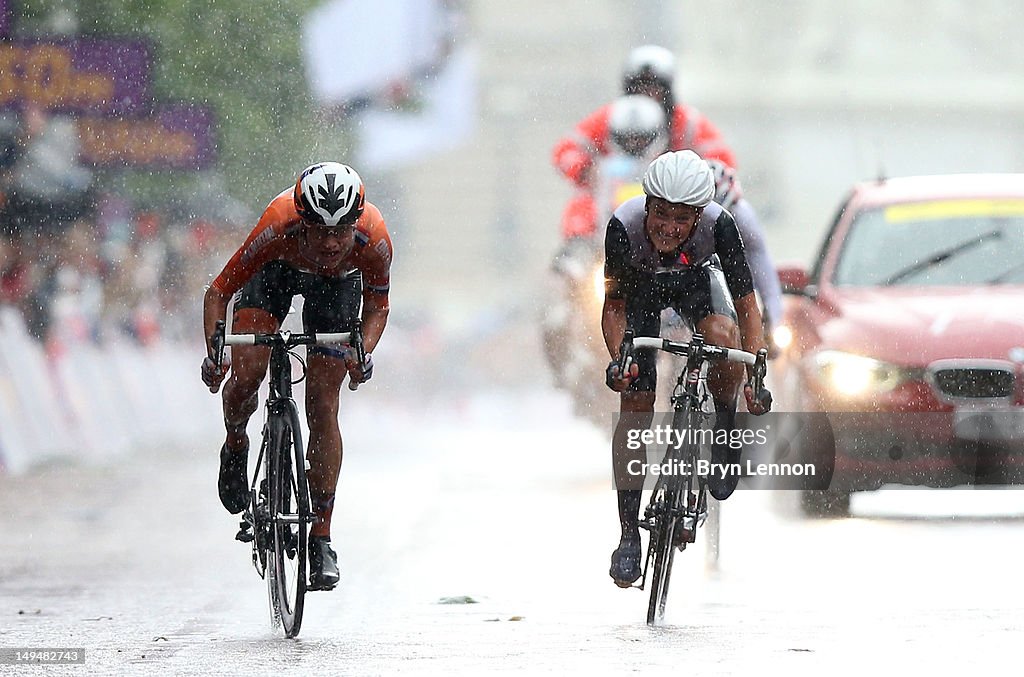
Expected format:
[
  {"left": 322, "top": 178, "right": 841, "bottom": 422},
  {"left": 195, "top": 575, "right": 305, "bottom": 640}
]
[
  {"left": 749, "top": 348, "right": 772, "bottom": 412},
  {"left": 212, "top": 319, "right": 226, "bottom": 367}
]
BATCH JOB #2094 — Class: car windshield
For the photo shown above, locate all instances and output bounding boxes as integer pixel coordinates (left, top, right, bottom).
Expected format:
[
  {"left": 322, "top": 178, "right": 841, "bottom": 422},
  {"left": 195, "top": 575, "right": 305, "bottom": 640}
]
[{"left": 832, "top": 198, "right": 1024, "bottom": 287}]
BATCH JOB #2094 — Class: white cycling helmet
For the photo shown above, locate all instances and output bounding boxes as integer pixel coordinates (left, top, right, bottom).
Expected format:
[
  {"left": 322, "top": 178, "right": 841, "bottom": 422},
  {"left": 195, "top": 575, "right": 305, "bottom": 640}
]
[
  {"left": 642, "top": 150, "right": 715, "bottom": 207},
  {"left": 293, "top": 161, "right": 365, "bottom": 226},
  {"left": 623, "top": 45, "right": 676, "bottom": 91},
  {"left": 608, "top": 95, "right": 668, "bottom": 158}
]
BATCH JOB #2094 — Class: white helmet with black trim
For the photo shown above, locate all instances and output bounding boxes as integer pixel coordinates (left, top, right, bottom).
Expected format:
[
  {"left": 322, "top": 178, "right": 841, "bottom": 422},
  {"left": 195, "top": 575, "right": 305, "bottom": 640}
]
[
  {"left": 642, "top": 150, "right": 715, "bottom": 207},
  {"left": 293, "top": 162, "right": 365, "bottom": 226},
  {"left": 608, "top": 95, "right": 668, "bottom": 159}
]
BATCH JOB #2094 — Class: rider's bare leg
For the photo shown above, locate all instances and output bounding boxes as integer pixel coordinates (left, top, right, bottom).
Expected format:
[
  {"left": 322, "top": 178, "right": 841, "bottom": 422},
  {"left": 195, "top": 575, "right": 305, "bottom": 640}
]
[
  {"left": 697, "top": 313, "right": 745, "bottom": 498},
  {"left": 221, "top": 307, "right": 278, "bottom": 453},
  {"left": 613, "top": 390, "right": 656, "bottom": 536},
  {"left": 304, "top": 351, "right": 346, "bottom": 538},
  {"left": 698, "top": 313, "right": 744, "bottom": 406}
]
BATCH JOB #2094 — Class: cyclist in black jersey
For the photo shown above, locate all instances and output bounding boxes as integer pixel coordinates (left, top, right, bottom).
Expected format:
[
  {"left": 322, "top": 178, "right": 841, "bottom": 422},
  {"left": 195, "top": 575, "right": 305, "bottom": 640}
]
[{"left": 602, "top": 150, "right": 772, "bottom": 587}]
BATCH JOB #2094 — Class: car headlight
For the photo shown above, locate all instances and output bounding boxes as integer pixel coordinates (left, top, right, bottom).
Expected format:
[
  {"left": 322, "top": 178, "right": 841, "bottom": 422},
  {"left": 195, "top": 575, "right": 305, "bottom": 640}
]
[
  {"left": 812, "top": 350, "right": 908, "bottom": 397},
  {"left": 772, "top": 325, "right": 793, "bottom": 351}
]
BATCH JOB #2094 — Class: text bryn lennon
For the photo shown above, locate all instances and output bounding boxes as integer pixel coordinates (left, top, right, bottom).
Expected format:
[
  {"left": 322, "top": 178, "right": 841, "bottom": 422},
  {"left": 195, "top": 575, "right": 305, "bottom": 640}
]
[{"left": 627, "top": 459, "right": 817, "bottom": 478}]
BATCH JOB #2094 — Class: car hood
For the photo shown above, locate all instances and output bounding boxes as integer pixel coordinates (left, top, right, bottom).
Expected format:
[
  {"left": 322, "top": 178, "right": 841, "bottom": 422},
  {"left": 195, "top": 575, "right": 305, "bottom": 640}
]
[{"left": 818, "top": 287, "right": 1024, "bottom": 366}]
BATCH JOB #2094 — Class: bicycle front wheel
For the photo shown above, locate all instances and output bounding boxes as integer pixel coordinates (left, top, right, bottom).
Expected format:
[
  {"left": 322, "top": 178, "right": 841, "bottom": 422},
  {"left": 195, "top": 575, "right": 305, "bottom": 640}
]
[
  {"left": 646, "top": 487, "right": 679, "bottom": 625},
  {"left": 645, "top": 400, "right": 698, "bottom": 624},
  {"left": 267, "top": 401, "right": 310, "bottom": 638}
]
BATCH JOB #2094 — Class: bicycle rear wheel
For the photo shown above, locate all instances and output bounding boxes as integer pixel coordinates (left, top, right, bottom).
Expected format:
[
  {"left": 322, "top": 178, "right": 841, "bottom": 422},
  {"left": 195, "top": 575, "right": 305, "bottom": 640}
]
[{"left": 267, "top": 402, "right": 310, "bottom": 638}]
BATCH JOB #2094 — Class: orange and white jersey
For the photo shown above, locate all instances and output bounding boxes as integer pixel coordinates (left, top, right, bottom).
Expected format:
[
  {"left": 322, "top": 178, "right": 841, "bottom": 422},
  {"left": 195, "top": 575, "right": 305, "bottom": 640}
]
[{"left": 211, "top": 188, "right": 393, "bottom": 297}]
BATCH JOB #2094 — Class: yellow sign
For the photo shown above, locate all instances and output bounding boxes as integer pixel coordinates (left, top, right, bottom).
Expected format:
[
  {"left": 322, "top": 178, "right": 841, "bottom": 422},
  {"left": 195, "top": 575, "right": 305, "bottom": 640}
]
[
  {"left": 886, "top": 199, "right": 1024, "bottom": 223},
  {"left": 0, "top": 39, "right": 150, "bottom": 114}
]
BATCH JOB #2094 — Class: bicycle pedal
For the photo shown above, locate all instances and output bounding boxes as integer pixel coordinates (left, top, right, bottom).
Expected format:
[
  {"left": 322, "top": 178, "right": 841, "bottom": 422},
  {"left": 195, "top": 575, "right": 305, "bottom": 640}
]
[
  {"left": 307, "top": 577, "right": 338, "bottom": 592},
  {"left": 235, "top": 521, "right": 255, "bottom": 543},
  {"left": 673, "top": 524, "right": 693, "bottom": 549}
]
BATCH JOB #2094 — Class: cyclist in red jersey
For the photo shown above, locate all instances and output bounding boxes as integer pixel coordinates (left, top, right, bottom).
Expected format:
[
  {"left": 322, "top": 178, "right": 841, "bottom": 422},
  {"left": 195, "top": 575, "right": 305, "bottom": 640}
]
[
  {"left": 552, "top": 45, "right": 737, "bottom": 202},
  {"left": 201, "top": 162, "right": 392, "bottom": 590}
]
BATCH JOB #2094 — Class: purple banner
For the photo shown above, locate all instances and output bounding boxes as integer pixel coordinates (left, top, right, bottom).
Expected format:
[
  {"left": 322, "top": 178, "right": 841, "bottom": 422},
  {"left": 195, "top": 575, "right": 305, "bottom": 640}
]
[
  {"left": 0, "top": 0, "right": 10, "bottom": 39},
  {"left": 0, "top": 38, "right": 151, "bottom": 115},
  {"left": 77, "top": 104, "right": 217, "bottom": 170}
]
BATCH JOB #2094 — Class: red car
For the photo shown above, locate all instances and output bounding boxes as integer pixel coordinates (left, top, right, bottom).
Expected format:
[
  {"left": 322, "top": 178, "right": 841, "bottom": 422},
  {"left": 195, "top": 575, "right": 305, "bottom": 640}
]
[{"left": 772, "top": 174, "right": 1024, "bottom": 515}]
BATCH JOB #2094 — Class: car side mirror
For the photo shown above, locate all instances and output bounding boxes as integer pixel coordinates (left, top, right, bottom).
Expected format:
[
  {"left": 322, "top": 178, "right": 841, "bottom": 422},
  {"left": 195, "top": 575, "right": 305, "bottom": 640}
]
[{"left": 777, "top": 265, "right": 816, "bottom": 297}]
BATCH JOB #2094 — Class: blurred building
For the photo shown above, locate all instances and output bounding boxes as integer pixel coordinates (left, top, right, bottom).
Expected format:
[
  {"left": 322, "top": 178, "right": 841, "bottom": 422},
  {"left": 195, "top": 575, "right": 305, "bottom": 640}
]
[{"left": 382, "top": 0, "right": 1024, "bottom": 326}]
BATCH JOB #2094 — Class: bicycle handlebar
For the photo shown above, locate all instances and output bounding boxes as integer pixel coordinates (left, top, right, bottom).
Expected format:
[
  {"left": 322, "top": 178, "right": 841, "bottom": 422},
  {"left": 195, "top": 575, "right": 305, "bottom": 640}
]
[
  {"left": 222, "top": 331, "right": 354, "bottom": 347},
  {"left": 210, "top": 319, "right": 366, "bottom": 391},
  {"left": 628, "top": 335, "right": 770, "bottom": 398},
  {"left": 632, "top": 336, "right": 757, "bottom": 366}
]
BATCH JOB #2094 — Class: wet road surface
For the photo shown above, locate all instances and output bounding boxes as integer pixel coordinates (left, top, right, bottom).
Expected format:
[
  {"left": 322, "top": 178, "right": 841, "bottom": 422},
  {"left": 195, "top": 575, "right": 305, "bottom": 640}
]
[{"left": 2, "top": 391, "right": 1022, "bottom": 674}]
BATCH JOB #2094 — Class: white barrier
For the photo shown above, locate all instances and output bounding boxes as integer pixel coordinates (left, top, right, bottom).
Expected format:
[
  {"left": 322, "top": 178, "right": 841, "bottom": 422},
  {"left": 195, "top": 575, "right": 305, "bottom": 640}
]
[{"left": 0, "top": 307, "right": 222, "bottom": 474}]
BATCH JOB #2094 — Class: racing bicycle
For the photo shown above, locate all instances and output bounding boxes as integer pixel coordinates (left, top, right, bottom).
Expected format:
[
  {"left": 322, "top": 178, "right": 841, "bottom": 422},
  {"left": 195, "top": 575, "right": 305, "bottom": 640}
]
[
  {"left": 617, "top": 330, "right": 768, "bottom": 624},
  {"left": 210, "top": 319, "right": 364, "bottom": 638}
]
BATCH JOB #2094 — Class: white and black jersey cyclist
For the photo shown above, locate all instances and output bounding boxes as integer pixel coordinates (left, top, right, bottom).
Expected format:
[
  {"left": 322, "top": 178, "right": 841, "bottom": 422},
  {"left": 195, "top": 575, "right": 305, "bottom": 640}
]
[{"left": 602, "top": 150, "right": 771, "bottom": 588}]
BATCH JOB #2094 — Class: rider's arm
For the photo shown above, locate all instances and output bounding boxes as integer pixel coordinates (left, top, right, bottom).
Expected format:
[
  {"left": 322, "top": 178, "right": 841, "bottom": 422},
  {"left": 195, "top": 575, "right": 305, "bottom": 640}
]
[
  {"left": 203, "top": 285, "right": 233, "bottom": 357},
  {"left": 552, "top": 104, "right": 612, "bottom": 188},
  {"left": 601, "top": 218, "right": 631, "bottom": 359},
  {"left": 734, "top": 291, "right": 767, "bottom": 362},
  {"left": 357, "top": 207, "right": 394, "bottom": 354},
  {"left": 202, "top": 192, "right": 293, "bottom": 355},
  {"left": 730, "top": 200, "right": 783, "bottom": 329},
  {"left": 713, "top": 210, "right": 767, "bottom": 369},
  {"left": 360, "top": 291, "right": 389, "bottom": 354},
  {"left": 602, "top": 297, "right": 627, "bottom": 360}
]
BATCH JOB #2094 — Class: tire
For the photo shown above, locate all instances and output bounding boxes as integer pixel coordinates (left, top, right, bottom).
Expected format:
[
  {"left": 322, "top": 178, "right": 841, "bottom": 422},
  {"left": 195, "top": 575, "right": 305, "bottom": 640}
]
[
  {"left": 646, "top": 488, "right": 679, "bottom": 625},
  {"left": 799, "top": 488, "right": 851, "bottom": 518},
  {"left": 646, "top": 400, "right": 698, "bottom": 624},
  {"left": 267, "top": 402, "right": 310, "bottom": 638}
]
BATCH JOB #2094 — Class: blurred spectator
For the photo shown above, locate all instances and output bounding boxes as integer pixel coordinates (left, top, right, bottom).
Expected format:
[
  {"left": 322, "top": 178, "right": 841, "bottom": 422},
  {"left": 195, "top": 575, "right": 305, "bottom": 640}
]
[
  {"left": 0, "top": 112, "right": 21, "bottom": 184},
  {"left": 46, "top": 218, "right": 104, "bottom": 348},
  {"left": 0, "top": 107, "right": 243, "bottom": 349},
  {"left": 2, "top": 103, "right": 94, "bottom": 236}
]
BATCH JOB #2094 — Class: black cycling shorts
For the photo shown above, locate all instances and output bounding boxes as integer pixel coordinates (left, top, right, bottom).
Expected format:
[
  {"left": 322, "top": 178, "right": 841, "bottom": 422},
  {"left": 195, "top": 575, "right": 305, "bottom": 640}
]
[
  {"left": 626, "top": 259, "right": 736, "bottom": 393},
  {"left": 234, "top": 261, "right": 362, "bottom": 346}
]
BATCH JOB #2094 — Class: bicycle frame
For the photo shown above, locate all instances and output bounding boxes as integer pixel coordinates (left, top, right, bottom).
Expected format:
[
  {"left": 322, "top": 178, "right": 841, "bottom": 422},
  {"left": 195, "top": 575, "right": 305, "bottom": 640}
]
[
  {"left": 248, "top": 333, "right": 308, "bottom": 576},
  {"left": 637, "top": 335, "right": 715, "bottom": 591}
]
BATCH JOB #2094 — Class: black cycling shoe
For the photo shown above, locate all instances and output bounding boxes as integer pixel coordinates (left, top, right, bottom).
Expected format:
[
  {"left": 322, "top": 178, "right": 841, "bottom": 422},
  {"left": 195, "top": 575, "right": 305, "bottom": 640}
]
[
  {"left": 708, "top": 446, "right": 742, "bottom": 501},
  {"left": 609, "top": 532, "right": 642, "bottom": 588},
  {"left": 308, "top": 535, "right": 340, "bottom": 591},
  {"left": 218, "top": 443, "right": 249, "bottom": 515}
]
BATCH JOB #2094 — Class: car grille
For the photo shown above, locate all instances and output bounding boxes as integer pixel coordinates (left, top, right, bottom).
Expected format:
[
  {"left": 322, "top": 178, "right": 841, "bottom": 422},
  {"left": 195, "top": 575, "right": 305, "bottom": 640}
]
[{"left": 926, "top": 360, "right": 1017, "bottom": 401}]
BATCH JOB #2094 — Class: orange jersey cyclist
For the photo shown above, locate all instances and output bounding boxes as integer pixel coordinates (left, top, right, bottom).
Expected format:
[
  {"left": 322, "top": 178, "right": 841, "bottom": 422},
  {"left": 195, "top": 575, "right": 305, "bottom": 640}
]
[{"left": 201, "top": 162, "right": 392, "bottom": 591}]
